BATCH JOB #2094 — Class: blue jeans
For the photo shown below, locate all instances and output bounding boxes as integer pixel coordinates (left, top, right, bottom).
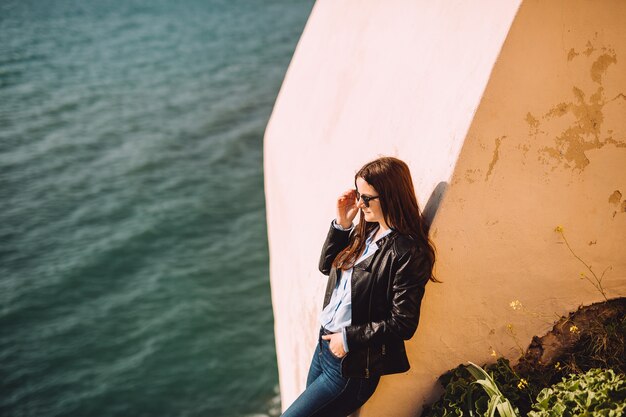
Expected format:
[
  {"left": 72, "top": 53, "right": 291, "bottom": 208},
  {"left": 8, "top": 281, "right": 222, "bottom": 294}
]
[{"left": 280, "top": 327, "right": 381, "bottom": 417}]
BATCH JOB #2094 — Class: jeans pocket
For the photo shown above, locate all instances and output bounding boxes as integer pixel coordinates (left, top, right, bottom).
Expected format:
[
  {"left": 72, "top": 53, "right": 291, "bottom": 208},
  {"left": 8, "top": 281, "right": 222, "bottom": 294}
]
[
  {"left": 329, "top": 349, "right": 345, "bottom": 360},
  {"left": 328, "top": 345, "right": 347, "bottom": 361},
  {"left": 323, "top": 340, "right": 345, "bottom": 361}
]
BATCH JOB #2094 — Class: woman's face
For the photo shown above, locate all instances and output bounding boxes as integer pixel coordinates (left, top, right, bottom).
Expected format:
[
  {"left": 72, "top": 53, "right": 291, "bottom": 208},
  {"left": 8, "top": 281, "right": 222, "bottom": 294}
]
[{"left": 355, "top": 177, "right": 386, "bottom": 226}]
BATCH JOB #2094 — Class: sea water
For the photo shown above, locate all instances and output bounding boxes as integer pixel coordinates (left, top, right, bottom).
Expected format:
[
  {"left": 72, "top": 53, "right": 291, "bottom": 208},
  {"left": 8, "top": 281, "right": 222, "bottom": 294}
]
[{"left": 0, "top": 1, "right": 314, "bottom": 416}]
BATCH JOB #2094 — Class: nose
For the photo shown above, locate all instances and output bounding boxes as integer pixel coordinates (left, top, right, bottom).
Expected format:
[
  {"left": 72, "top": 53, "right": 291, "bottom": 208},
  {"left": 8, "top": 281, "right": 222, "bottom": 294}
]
[{"left": 356, "top": 196, "right": 367, "bottom": 209}]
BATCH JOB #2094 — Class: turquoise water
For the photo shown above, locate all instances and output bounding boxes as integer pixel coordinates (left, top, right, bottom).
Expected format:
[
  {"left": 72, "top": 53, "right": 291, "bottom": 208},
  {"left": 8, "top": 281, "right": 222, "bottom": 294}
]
[{"left": 0, "top": 1, "right": 313, "bottom": 416}]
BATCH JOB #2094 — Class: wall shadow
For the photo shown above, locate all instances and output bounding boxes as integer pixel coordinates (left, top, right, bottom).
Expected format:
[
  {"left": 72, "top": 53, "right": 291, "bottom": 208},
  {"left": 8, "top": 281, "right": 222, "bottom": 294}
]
[{"left": 422, "top": 181, "right": 448, "bottom": 234}]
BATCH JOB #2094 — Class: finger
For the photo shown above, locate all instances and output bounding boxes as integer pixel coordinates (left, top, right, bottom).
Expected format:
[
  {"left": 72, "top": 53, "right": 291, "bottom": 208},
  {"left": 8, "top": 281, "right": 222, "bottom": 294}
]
[{"left": 321, "top": 335, "right": 330, "bottom": 340}]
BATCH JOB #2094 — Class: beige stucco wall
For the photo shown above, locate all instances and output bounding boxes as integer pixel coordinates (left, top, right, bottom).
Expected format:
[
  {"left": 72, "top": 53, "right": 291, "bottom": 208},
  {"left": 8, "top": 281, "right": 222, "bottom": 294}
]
[
  {"left": 264, "top": 0, "right": 626, "bottom": 416},
  {"left": 399, "top": 1, "right": 626, "bottom": 415}
]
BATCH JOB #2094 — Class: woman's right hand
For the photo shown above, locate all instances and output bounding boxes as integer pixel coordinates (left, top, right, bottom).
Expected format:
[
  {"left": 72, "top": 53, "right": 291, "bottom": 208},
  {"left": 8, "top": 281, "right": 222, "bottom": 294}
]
[{"left": 336, "top": 189, "right": 358, "bottom": 229}]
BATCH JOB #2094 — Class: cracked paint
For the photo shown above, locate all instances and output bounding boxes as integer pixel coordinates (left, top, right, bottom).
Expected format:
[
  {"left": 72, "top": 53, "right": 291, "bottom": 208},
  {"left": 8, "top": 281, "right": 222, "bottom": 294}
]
[
  {"left": 591, "top": 53, "right": 617, "bottom": 83},
  {"left": 464, "top": 168, "right": 482, "bottom": 184},
  {"left": 533, "top": 43, "right": 625, "bottom": 171},
  {"left": 517, "top": 142, "right": 530, "bottom": 158},
  {"left": 526, "top": 112, "right": 544, "bottom": 142},
  {"left": 485, "top": 136, "right": 505, "bottom": 181},
  {"left": 465, "top": 169, "right": 476, "bottom": 183},
  {"left": 534, "top": 39, "right": 624, "bottom": 170},
  {"left": 608, "top": 190, "right": 622, "bottom": 205},
  {"left": 609, "top": 190, "right": 624, "bottom": 218},
  {"left": 526, "top": 112, "right": 540, "bottom": 129}
]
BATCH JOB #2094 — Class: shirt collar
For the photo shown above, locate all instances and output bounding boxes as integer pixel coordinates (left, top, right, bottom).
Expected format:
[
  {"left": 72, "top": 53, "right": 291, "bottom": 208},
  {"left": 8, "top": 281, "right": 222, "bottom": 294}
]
[{"left": 366, "top": 225, "right": 394, "bottom": 245}]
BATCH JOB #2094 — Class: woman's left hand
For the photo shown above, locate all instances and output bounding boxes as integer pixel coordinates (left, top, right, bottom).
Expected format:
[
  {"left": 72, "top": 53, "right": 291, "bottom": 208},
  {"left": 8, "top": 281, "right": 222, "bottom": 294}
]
[{"left": 321, "top": 333, "right": 347, "bottom": 358}]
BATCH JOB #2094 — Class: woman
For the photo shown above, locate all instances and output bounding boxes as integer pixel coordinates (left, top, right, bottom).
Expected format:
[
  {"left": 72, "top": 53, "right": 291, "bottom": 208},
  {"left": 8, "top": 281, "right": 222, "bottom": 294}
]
[{"left": 281, "top": 156, "right": 437, "bottom": 417}]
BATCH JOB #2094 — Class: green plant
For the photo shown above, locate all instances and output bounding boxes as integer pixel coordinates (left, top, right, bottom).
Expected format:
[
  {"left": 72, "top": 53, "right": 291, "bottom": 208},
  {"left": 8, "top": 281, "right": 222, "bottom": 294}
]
[
  {"left": 466, "top": 362, "right": 519, "bottom": 417},
  {"left": 528, "top": 368, "right": 626, "bottom": 416},
  {"left": 422, "top": 358, "right": 534, "bottom": 417},
  {"left": 421, "top": 362, "right": 486, "bottom": 417}
]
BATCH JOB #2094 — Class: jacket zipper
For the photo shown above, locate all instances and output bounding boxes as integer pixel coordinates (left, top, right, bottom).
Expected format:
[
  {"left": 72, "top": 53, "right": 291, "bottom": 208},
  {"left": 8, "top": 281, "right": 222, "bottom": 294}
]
[
  {"left": 363, "top": 232, "right": 391, "bottom": 379},
  {"left": 365, "top": 265, "right": 376, "bottom": 379}
]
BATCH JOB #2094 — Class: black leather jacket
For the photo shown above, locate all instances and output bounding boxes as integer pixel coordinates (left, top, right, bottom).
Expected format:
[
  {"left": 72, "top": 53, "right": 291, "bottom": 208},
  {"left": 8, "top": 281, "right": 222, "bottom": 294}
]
[{"left": 318, "top": 219, "right": 430, "bottom": 379}]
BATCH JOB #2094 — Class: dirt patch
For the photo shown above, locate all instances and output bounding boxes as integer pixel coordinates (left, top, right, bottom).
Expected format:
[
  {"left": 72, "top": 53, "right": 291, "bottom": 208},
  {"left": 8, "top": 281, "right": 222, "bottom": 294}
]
[{"left": 515, "top": 297, "right": 625, "bottom": 391}]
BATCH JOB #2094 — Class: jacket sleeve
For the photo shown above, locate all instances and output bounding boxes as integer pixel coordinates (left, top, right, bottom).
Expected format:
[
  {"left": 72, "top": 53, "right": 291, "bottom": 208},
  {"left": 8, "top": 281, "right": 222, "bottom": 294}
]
[
  {"left": 318, "top": 219, "right": 354, "bottom": 276},
  {"left": 344, "top": 246, "right": 429, "bottom": 350}
]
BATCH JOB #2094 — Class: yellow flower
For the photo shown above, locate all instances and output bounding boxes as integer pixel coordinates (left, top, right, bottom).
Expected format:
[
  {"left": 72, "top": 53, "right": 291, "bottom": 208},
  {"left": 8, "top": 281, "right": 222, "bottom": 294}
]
[
  {"left": 517, "top": 378, "right": 529, "bottom": 390},
  {"left": 490, "top": 349, "right": 497, "bottom": 358},
  {"left": 554, "top": 361, "right": 562, "bottom": 370},
  {"left": 506, "top": 323, "right": 514, "bottom": 332},
  {"left": 569, "top": 325, "right": 580, "bottom": 334},
  {"left": 509, "top": 300, "right": 523, "bottom": 310},
  {"left": 554, "top": 225, "right": 564, "bottom": 232}
]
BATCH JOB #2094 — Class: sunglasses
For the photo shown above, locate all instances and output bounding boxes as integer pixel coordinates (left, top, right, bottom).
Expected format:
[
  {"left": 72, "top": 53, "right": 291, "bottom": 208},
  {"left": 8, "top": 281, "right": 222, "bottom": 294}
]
[{"left": 354, "top": 189, "right": 380, "bottom": 208}]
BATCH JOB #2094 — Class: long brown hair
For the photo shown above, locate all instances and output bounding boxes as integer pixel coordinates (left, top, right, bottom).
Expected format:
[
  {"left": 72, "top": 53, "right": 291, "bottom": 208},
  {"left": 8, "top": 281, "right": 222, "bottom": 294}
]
[{"left": 332, "top": 156, "right": 438, "bottom": 282}]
